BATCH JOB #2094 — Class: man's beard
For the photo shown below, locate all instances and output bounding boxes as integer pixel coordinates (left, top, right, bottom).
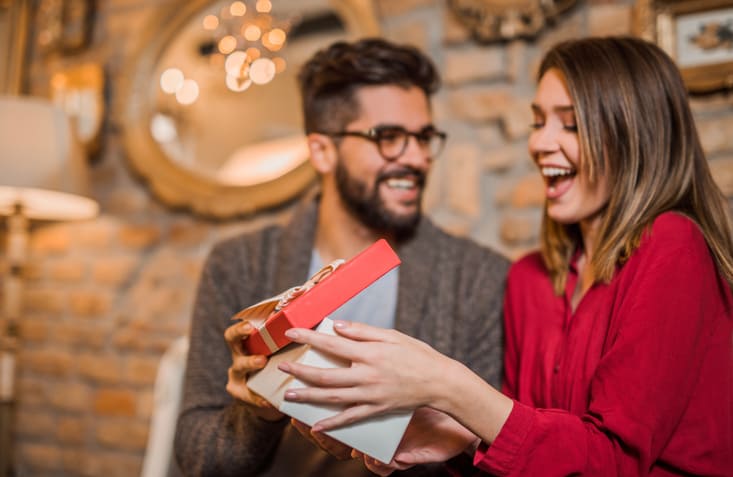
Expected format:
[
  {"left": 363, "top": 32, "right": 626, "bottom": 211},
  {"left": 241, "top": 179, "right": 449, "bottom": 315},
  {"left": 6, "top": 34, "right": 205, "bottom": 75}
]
[{"left": 335, "top": 161, "right": 425, "bottom": 241}]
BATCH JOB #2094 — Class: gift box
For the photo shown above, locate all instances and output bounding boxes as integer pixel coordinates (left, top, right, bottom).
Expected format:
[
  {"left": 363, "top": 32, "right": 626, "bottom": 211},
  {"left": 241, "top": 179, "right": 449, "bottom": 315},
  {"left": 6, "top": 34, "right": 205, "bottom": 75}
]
[
  {"left": 234, "top": 239, "right": 401, "bottom": 356},
  {"left": 247, "top": 318, "right": 413, "bottom": 464}
]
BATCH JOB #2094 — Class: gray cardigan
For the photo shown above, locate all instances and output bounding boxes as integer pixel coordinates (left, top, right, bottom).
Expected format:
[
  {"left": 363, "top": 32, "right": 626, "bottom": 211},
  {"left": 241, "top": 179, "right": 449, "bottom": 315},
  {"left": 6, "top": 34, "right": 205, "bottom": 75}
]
[{"left": 175, "top": 199, "right": 510, "bottom": 477}]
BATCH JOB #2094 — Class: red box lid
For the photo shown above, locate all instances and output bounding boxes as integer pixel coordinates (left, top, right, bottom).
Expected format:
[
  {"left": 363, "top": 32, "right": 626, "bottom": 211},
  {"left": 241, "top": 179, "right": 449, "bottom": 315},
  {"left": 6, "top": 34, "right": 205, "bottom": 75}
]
[{"left": 238, "top": 239, "right": 400, "bottom": 356}]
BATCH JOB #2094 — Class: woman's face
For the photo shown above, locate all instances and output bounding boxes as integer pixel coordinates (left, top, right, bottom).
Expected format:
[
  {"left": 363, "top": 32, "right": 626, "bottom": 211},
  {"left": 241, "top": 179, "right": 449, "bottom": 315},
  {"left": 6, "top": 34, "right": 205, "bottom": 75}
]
[{"left": 529, "top": 68, "right": 610, "bottom": 229}]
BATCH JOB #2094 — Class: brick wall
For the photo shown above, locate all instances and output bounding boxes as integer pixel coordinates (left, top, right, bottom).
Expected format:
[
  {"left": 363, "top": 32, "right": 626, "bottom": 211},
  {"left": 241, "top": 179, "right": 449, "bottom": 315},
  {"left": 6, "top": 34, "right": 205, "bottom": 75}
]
[{"left": 2, "top": 0, "right": 732, "bottom": 475}]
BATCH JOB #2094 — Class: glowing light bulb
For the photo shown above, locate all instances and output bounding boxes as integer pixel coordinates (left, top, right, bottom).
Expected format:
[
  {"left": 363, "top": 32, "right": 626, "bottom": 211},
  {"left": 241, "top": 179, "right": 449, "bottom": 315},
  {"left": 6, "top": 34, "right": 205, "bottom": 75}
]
[
  {"left": 160, "top": 68, "right": 184, "bottom": 94},
  {"left": 176, "top": 79, "right": 199, "bottom": 105},
  {"left": 243, "top": 24, "right": 261, "bottom": 41},
  {"left": 225, "top": 51, "right": 249, "bottom": 77},
  {"left": 218, "top": 35, "right": 237, "bottom": 54},
  {"left": 250, "top": 57, "right": 276, "bottom": 85},
  {"left": 230, "top": 1, "right": 246, "bottom": 16}
]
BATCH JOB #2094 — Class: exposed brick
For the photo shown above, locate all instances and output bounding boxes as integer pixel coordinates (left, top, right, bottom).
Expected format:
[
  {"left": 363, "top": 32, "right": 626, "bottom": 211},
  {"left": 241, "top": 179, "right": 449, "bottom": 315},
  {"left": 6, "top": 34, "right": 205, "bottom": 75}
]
[
  {"left": 698, "top": 116, "right": 733, "bottom": 155},
  {"left": 56, "top": 416, "right": 87, "bottom": 444},
  {"left": 168, "top": 220, "right": 211, "bottom": 248},
  {"left": 588, "top": 4, "right": 631, "bottom": 36},
  {"left": 124, "top": 356, "right": 159, "bottom": 386},
  {"left": 485, "top": 144, "right": 528, "bottom": 172},
  {"left": 16, "top": 409, "right": 56, "bottom": 438},
  {"left": 19, "top": 443, "right": 62, "bottom": 471},
  {"left": 105, "top": 187, "right": 152, "bottom": 215},
  {"left": 74, "top": 219, "right": 117, "bottom": 249},
  {"left": 69, "top": 290, "right": 113, "bottom": 317},
  {"left": 78, "top": 354, "right": 123, "bottom": 383},
  {"left": 23, "top": 287, "right": 66, "bottom": 313},
  {"left": 376, "top": 0, "right": 434, "bottom": 16},
  {"left": 448, "top": 86, "right": 514, "bottom": 122},
  {"left": 500, "top": 213, "right": 540, "bottom": 245},
  {"left": 54, "top": 322, "right": 109, "bottom": 348},
  {"left": 430, "top": 209, "right": 473, "bottom": 237},
  {"left": 445, "top": 143, "right": 482, "bottom": 217},
  {"left": 443, "top": 46, "right": 505, "bottom": 85},
  {"left": 501, "top": 97, "right": 533, "bottom": 141},
  {"left": 20, "top": 349, "right": 74, "bottom": 377},
  {"left": 47, "top": 382, "right": 92, "bottom": 412},
  {"left": 137, "top": 389, "right": 154, "bottom": 419},
  {"left": 92, "top": 255, "right": 139, "bottom": 286},
  {"left": 95, "top": 420, "right": 149, "bottom": 450},
  {"left": 119, "top": 224, "right": 162, "bottom": 249},
  {"left": 443, "top": 6, "right": 471, "bottom": 44},
  {"left": 508, "top": 174, "right": 545, "bottom": 209},
  {"left": 94, "top": 388, "right": 137, "bottom": 416},
  {"left": 72, "top": 449, "right": 143, "bottom": 477},
  {"left": 48, "top": 259, "right": 86, "bottom": 282},
  {"left": 29, "top": 225, "right": 71, "bottom": 256},
  {"left": 18, "top": 318, "right": 49, "bottom": 343},
  {"left": 710, "top": 157, "right": 733, "bottom": 197}
]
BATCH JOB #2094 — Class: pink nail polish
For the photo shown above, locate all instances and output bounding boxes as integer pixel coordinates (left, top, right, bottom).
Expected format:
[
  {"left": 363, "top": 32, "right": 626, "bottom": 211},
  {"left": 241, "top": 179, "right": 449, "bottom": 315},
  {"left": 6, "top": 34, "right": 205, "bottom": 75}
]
[
  {"left": 284, "top": 391, "right": 297, "bottom": 400},
  {"left": 284, "top": 329, "right": 299, "bottom": 339}
]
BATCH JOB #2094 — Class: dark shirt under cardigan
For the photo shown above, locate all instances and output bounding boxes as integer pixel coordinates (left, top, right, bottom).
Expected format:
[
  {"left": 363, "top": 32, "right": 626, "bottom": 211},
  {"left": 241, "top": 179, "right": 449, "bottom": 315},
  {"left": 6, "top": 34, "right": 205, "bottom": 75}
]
[{"left": 174, "top": 198, "right": 510, "bottom": 477}]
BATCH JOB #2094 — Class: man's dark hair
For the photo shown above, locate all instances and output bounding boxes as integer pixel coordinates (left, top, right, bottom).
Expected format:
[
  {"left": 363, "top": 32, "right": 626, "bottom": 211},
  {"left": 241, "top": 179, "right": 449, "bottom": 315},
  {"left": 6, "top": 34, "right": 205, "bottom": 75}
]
[{"left": 297, "top": 38, "right": 440, "bottom": 134}]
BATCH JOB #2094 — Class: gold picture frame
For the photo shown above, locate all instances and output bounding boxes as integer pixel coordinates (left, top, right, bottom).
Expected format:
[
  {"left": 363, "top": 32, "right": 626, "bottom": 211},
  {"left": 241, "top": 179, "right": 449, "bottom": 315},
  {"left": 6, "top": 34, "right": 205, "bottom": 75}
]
[{"left": 635, "top": 0, "right": 733, "bottom": 93}]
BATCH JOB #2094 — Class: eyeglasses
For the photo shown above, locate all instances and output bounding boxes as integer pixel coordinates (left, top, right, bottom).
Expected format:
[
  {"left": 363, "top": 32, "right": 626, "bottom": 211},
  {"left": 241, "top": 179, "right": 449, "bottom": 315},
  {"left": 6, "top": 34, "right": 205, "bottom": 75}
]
[{"left": 321, "top": 125, "right": 447, "bottom": 161}]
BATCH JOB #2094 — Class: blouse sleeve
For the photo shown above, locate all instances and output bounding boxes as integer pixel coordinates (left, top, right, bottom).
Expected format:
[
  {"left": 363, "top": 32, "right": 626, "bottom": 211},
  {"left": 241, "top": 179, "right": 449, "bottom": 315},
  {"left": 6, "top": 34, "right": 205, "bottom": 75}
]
[{"left": 475, "top": 217, "right": 732, "bottom": 476}]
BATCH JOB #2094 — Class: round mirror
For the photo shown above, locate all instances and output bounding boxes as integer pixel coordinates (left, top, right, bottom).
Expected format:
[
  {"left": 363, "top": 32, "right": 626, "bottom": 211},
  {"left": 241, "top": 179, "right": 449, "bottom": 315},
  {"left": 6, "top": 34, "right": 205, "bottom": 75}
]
[{"left": 121, "top": 0, "right": 380, "bottom": 217}]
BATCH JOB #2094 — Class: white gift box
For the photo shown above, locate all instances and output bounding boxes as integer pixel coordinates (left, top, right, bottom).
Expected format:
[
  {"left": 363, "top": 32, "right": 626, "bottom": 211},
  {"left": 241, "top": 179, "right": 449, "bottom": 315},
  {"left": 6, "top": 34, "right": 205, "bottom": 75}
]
[{"left": 247, "top": 318, "right": 413, "bottom": 463}]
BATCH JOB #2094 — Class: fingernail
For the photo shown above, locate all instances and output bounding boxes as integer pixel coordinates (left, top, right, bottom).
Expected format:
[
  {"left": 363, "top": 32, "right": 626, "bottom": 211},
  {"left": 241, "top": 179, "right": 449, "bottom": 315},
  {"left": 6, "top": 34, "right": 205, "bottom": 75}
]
[
  {"left": 333, "top": 320, "right": 349, "bottom": 329},
  {"left": 277, "top": 362, "right": 291, "bottom": 373},
  {"left": 252, "top": 355, "right": 266, "bottom": 367},
  {"left": 284, "top": 390, "right": 298, "bottom": 400},
  {"left": 311, "top": 423, "right": 323, "bottom": 432},
  {"left": 284, "top": 329, "right": 299, "bottom": 339},
  {"left": 241, "top": 322, "right": 252, "bottom": 332}
]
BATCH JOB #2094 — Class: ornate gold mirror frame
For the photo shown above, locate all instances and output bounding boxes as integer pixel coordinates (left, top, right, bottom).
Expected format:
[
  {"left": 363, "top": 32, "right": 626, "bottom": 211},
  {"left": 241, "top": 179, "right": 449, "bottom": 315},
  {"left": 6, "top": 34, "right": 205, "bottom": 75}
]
[{"left": 120, "top": 0, "right": 380, "bottom": 217}]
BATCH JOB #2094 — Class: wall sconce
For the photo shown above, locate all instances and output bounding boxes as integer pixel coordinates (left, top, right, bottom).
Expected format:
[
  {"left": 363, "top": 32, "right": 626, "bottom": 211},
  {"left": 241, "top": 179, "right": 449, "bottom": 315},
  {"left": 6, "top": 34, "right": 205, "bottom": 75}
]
[{"left": 0, "top": 95, "right": 99, "bottom": 476}]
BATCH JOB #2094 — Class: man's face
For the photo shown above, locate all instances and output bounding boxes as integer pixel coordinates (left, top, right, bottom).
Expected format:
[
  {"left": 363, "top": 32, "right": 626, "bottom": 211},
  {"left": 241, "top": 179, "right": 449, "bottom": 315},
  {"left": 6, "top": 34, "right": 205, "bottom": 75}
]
[{"left": 333, "top": 85, "right": 435, "bottom": 238}]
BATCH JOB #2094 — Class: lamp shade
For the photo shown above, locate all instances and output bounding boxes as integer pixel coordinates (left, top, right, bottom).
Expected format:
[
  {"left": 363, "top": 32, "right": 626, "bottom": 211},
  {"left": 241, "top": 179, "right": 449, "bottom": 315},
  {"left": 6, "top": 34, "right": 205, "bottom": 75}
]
[{"left": 0, "top": 95, "right": 98, "bottom": 221}]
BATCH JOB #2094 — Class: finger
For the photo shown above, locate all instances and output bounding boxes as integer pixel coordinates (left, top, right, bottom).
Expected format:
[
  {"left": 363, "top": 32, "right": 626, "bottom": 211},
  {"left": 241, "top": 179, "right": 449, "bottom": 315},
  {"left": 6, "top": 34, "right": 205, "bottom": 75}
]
[
  {"left": 224, "top": 321, "right": 256, "bottom": 354},
  {"left": 291, "top": 419, "right": 352, "bottom": 459},
  {"left": 331, "top": 320, "right": 403, "bottom": 344},
  {"left": 230, "top": 354, "right": 267, "bottom": 377},
  {"left": 291, "top": 418, "right": 322, "bottom": 447},
  {"left": 284, "top": 328, "right": 364, "bottom": 361},
  {"left": 363, "top": 455, "right": 399, "bottom": 476},
  {"left": 311, "top": 404, "right": 385, "bottom": 431},
  {"left": 310, "top": 431, "right": 353, "bottom": 460},
  {"left": 278, "top": 361, "right": 362, "bottom": 388}
]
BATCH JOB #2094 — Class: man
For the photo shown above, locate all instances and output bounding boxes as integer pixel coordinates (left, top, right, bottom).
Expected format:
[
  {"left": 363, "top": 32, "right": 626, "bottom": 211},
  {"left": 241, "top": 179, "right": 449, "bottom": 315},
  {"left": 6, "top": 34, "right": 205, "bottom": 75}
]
[{"left": 174, "top": 38, "right": 509, "bottom": 477}]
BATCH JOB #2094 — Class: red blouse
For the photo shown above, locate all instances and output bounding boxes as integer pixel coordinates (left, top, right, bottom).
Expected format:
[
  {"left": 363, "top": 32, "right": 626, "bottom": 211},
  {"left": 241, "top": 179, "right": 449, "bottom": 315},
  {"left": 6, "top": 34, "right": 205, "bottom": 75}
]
[{"left": 475, "top": 212, "right": 733, "bottom": 476}]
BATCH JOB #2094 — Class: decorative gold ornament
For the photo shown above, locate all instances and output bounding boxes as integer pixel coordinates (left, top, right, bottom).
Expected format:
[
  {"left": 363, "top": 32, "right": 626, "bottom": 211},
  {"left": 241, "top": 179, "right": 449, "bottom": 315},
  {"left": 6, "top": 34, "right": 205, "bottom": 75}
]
[{"left": 448, "top": 0, "right": 577, "bottom": 42}]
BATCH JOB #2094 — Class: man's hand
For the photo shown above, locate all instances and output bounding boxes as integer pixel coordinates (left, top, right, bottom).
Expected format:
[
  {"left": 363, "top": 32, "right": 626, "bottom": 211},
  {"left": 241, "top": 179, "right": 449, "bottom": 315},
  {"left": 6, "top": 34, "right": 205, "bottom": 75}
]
[
  {"left": 224, "top": 320, "right": 284, "bottom": 421},
  {"left": 290, "top": 419, "right": 353, "bottom": 460}
]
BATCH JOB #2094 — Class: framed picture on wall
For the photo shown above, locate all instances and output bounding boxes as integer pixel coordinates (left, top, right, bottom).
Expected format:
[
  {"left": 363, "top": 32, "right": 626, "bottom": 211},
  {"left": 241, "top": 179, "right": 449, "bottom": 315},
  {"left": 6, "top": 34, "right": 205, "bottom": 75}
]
[{"left": 634, "top": 0, "right": 733, "bottom": 93}]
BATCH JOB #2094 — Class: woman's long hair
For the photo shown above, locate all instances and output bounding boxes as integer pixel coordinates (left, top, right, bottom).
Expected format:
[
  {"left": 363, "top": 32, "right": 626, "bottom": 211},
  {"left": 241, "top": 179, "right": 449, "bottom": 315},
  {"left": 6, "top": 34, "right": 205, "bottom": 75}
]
[{"left": 537, "top": 36, "right": 733, "bottom": 294}]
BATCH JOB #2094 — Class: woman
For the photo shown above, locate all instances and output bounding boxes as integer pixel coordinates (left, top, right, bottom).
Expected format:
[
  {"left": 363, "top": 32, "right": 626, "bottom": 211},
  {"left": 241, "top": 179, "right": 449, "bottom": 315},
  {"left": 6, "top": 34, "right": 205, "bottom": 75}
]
[{"left": 276, "top": 36, "right": 733, "bottom": 476}]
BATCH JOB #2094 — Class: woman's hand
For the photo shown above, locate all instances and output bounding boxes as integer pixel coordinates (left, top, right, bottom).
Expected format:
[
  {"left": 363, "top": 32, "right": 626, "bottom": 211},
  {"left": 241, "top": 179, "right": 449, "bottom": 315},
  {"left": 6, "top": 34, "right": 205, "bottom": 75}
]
[
  {"left": 350, "top": 407, "right": 479, "bottom": 475},
  {"left": 276, "top": 320, "right": 458, "bottom": 430},
  {"left": 224, "top": 320, "right": 284, "bottom": 421}
]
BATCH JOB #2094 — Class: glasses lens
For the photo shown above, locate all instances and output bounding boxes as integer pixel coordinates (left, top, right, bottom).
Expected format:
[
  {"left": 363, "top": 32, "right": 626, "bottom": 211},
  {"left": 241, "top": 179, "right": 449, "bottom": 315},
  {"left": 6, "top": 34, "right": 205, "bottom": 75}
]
[
  {"left": 376, "top": 128, "right": 408, "bottom": 160},
  {"left": 425, "top": 132, "right": 445, "bottom": 158}
]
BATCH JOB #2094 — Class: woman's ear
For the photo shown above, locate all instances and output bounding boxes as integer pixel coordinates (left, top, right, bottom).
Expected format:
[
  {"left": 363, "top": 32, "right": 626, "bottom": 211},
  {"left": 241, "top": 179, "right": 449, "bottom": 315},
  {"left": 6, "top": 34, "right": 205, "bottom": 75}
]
[{"left": 307, "top": 133, "right": 337, "bottom": 173}]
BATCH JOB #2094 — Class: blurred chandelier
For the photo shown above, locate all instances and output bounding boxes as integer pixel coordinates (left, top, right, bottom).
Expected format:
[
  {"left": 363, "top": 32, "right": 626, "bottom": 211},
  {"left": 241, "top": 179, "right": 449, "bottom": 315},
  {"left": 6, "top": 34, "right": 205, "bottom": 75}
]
[{"left": 159, "top": 0, "right": 291, "bottom": 105}]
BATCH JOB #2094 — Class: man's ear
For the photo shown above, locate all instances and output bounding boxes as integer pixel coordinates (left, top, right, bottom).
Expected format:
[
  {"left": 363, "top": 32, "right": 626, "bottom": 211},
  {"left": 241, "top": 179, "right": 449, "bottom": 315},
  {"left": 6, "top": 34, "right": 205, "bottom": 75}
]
[{"left": 307, "top": 133, "right": 337, "bottom": 174}]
